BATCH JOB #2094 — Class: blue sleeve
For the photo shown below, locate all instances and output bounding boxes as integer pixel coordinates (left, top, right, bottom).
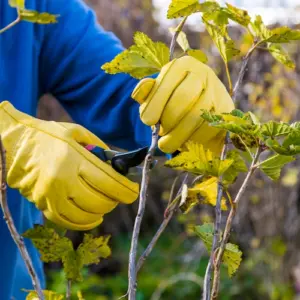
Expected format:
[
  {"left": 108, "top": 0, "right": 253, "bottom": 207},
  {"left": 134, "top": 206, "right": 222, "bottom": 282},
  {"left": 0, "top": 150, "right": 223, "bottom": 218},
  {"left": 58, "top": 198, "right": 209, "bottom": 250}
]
[{"left": 39, "top": 0, "right": 152, "bottom": 151}]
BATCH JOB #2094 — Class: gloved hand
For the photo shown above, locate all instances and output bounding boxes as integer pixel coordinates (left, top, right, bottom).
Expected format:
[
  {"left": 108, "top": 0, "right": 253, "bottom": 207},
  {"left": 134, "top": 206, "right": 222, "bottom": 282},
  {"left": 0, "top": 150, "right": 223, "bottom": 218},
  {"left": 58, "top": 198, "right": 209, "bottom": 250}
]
[
  {"left": 132, "top": 56, "right": 235, "bottom": 154},
  {"left": 0, "top": 101, "right": 139, "bottom": 231}
]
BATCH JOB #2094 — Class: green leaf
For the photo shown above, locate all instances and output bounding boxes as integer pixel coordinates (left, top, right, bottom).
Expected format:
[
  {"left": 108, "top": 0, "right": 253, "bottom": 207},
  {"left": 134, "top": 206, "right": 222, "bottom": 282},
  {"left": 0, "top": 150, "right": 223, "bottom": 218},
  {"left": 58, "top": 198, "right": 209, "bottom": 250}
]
[
  {"left": 203, "top": 19, "right": 240, "bottom": 63},
  {"left": 44, "top": 219, "right": 67, "bottom": 237},
  {"left": 250, "top": 15, "right": 271, "bottom": 40},
  {"left": 169, "top": 28, "right": 190, "bottom": 52},
  {"left": 224, "top": 3, "right": 250, "bottom": 27},
  {"left": 259, "top": 154, "right": 295, "bottom": 180},
  {"left": 167, "top": 0, "right": 219, "bottom": 19},
  {"left": 203, "top": 7, "right": 229, "bottom": 29},
  {"left": 194, "top": 223, "right": 242, "bottom": 277},
  {"left": 187, "top": 49, "right": 208, "bottom": 63},
  {"left": 165, "top": 141, "right": 234, "bottom": 177},
  {"left": 102, "top": 31, "right": 169, "bottom": 79},
  {"left": 223, "top": 243, "right": 242, "bottom": 277},
  {"left": 266, "top": 27, "right": 300, "bottom": 43},
  {"left": 194, "top": 223, "right": 214, "bottom": 250},
  {"left": 62, "top": 249, "right": 83, "bottom": 281},
  {"left": 260, "top": 121, "right": 292, "bottom": 138},
  {"left": 23, "top": 225, "right": 111, "bottom": 282},
  {"left": 9, "top": 0, "right": 25, "bottom": 8},
  {"left": 19, "top": 9, "right": 59, "bottom": 24},
  {"left": 223, "top": 150, "right": 248, "bottom": 184},
  {"left": 24, "top": 290, "right": 64, "bottom": 300},
  {"left": 268, "top": 44, "right": 295, "bottom": 68},
  {"left": 77, "top": 234, "right": 111, "bottom": 265},
  {"left": 22, "top": 225, "right": 73, "bottom": 262}
]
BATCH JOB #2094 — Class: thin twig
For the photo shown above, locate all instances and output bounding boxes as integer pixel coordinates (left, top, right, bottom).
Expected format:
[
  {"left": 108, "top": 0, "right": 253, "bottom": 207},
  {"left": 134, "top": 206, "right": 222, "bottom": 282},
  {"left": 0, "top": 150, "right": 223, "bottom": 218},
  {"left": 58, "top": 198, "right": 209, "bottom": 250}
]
[
  {"left": 202, "top": 42, "right": 260, "bottom": 300},
  {"left": 128, "top": 124, "right": 160, "bottom": 299},
  {"left": 224, "top": 63, "right": 233, "bottom": 96},
  {"left": 127, "top": 16, "right": 188, "bottom": 300},
  {"left": 136, "top": 173, "right": 189, "bottom": 273},
  {"left": 202, "top": 138, "right": 229, "bottom": 300},
  {"left": 169, "top": 17, "right": 188, "bottom": 60},
  {"left": 0, "top": 11, "right": 21, "bottom": 35},
  {"left": 66, "top": 280, "right": 72, "bottom": 300},
  {"left": 0, "top": 137, "right": 44, "bottom": 300},
  {"left": 211, "top": 147, "right": 262, "bottom": 299}
]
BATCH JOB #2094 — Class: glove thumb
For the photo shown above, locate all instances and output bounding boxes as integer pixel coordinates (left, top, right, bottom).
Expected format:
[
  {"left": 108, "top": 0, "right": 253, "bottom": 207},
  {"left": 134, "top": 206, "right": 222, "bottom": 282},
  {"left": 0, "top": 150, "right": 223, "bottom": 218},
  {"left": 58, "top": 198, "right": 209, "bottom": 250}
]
[{"left": 131, "top": 78, "right": 156, "bottom": 104}]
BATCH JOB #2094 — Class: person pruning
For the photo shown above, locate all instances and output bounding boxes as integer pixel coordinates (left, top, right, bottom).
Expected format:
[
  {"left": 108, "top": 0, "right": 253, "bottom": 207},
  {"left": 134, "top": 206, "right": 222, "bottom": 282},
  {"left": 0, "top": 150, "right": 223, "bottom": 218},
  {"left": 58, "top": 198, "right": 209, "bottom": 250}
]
[{"left": 0, "top": 0, "right": 234, "bottom": 298}]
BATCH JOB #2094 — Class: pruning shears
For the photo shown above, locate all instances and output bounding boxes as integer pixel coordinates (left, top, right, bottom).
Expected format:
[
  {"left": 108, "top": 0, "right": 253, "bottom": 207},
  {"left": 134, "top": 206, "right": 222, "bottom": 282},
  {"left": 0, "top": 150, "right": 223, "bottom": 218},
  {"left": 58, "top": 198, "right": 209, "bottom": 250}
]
[{"left": 85, "top": 145, "right": 157, "bottom": 177}]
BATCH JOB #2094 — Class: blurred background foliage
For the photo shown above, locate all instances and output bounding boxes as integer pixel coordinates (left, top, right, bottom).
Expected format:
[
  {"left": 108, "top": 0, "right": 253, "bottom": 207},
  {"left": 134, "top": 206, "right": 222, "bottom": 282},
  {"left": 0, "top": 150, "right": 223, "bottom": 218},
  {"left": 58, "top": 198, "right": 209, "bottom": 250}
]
[{"left": 38, "top": 1, "right": 300, "bottom": 299}]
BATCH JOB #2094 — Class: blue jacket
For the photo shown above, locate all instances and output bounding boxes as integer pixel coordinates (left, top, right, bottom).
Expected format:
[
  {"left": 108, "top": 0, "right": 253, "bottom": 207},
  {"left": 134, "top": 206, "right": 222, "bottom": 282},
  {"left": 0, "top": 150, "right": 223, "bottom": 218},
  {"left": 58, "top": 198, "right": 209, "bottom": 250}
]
[{"left": 0, "top": 0, "right": 152, "bottom": 298}]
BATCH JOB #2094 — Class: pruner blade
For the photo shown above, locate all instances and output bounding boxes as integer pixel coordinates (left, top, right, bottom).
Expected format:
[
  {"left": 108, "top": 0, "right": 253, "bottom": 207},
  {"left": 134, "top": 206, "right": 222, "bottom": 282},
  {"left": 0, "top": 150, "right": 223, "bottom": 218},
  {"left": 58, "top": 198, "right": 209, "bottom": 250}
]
[{"left": 85, "top": 145, "right": 157, "bottom": 176}]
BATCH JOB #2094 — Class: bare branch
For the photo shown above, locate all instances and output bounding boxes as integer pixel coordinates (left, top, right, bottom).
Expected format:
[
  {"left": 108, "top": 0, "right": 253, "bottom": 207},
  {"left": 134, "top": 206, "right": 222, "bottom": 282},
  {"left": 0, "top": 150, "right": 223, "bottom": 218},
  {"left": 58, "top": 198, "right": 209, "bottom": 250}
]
[
  {"left": 211, "top": 147, "right": 262, "bottom": 299},
  {"left": 0, "top": 136, "right": 44, "bottom": 300},
  {"left": 127, "top": 16, "right": 188, "bottom": 299},
  {"left": 0, "top": 10, "right": 21, "bottom": 35},
  {"left": 202, "top": 42, "right": 260, "bottom": 300},
  {"left": 128, "top": 124, "right": 160, "bottom": 299},
  {"left": 66, "top": 280, "right": 72, "bottom": 300},
  {"left": 136, "top": 173, "right": 189, "bottom": 273}
]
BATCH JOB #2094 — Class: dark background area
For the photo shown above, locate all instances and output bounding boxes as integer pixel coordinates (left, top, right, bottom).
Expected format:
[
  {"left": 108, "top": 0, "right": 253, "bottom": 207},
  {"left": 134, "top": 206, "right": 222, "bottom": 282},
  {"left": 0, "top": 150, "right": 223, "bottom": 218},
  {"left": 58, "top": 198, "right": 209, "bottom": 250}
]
[{"left": 39, "top": 1, "right": 300, "bottom": 299}]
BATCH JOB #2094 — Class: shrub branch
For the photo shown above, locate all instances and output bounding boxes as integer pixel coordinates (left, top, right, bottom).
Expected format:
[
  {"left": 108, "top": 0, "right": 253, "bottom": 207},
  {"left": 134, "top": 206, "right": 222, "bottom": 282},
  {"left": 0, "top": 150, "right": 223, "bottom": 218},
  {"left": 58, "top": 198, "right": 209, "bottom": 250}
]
[
  {"left": 127, "top": 16, "right": 188, "bottom": 299},
  {"left": 203, "top": 42, "right": 260, "bottom": 300},
  {"left": 0, "top": 136, "right": 44, "bottom": 300}
]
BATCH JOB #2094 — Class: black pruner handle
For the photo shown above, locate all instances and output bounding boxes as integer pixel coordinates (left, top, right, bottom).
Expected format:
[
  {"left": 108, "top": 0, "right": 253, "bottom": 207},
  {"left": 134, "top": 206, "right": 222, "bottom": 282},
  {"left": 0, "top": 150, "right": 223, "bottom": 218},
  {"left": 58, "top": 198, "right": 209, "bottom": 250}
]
[{"left": 111, "top": 147, "right": 149, "bottom": 175}]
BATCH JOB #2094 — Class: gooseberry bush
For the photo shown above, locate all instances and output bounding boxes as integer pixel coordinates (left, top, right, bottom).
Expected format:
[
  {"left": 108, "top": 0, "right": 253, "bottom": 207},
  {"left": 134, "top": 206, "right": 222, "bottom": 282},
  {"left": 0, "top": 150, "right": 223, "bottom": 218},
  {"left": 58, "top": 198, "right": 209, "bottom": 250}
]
[{"left": 1, "top": 0, "right": 300, "bottom": 300}]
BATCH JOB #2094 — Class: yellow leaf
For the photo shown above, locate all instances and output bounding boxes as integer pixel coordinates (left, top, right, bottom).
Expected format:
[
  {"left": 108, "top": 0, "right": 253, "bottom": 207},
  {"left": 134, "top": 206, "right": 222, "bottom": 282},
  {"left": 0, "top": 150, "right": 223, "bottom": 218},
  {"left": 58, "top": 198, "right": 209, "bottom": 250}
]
[
  {"left": 186, "top": 177, "right": 227, "bottom": 212},
  {"left": 25, "top": 290, "right": 64, "bottom": 300},
  {"left": 203, "top": 19, "right": 240, "bottom": 63},
  {"left": 19, "top": 9, "right": 59, "bottom": 24},
  {"left": 165, "top": 141, "right": 234, "bottom": 177},
  {"left": 268, "top": 44, "right": 295, "bottom": 69},
  {"left": 102, "top": 32, "right": 169, "bottom": 79},
  {"left": 9, "top": 0, "right": 25, "bottom": 8},
  {"left": 187, "top": 49, "right": 208, "bottom": 63},
  {"left": 167, "top": 0, "right": 219, "bottom": 19}
]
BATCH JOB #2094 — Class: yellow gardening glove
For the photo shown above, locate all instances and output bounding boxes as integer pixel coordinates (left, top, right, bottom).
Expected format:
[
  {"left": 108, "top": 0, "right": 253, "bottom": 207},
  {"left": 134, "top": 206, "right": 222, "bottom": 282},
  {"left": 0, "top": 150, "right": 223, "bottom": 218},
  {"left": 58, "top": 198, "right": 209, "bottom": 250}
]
[
  {"left": 132, "top": 56, "right": 235, "bottom": 155},
  {"left": 0, "top": 101, "right": 139, "bottom": 231}
]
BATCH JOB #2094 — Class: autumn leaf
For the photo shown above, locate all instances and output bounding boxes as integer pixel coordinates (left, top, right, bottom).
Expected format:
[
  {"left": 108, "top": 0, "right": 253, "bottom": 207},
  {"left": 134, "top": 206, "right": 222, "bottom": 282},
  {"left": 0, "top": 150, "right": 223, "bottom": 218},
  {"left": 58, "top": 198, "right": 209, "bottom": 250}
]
[
  {"left": 165, "top": 142, "right": 234, "bottom": 177},
  {"left": 250, "top": 15, "right": 271, "bottom": 40},
  {"left": 180, "top": 177, "right": 227, "bottom": 213},
  {"left": 19, "top": 9, "right": 59, "bottom": 24},
  {"left": 259, "top": 154, "right": 295, "bottom": 180},
  {"left": 77, "top": 234, "right": 111, "bottom": 265},
  {"left": 187, "top": 49, "right": 208, "bottom": 63},
  {"left": 167, "top": 0, "right": 219, "bottom": 19},
  {"left": 266, "top": 27, "right": 300, "bottom": 43},
  {"left": 22, "top": 225, "right": 73, "bottom": 262},
  {"left": 9, "top": 0, "right": 25, "bottom": 8},
  {"left": 224, "top": 3, "right": 250, "bottom": 27},
  {"left": 203, "top": 19, "right": 240, "bottom": 62},
  {"left": 260, "top": 121, "right": 292, "bottom": 138},
  {"left": 267, "top": 44, "right": 295, "bottom": 69},
  {"left": 102, "top": 32, "right": 169, "bottom": 79},
  {"left": 24, "top": 290, "right": 64, "bottom": 300},
  {"left": 194, "top": 223, "right": 242, "bottom": 277},
  {"left": 23, "top": 226, "right": 111, "bottom": 282}
]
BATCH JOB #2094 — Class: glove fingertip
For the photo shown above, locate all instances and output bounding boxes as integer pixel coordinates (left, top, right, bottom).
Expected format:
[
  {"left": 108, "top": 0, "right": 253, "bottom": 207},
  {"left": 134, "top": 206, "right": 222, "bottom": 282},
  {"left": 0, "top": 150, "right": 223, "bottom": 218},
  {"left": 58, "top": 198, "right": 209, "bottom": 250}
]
[{"left": 132, "top": 78, "right": 156, "bottom": 104}]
